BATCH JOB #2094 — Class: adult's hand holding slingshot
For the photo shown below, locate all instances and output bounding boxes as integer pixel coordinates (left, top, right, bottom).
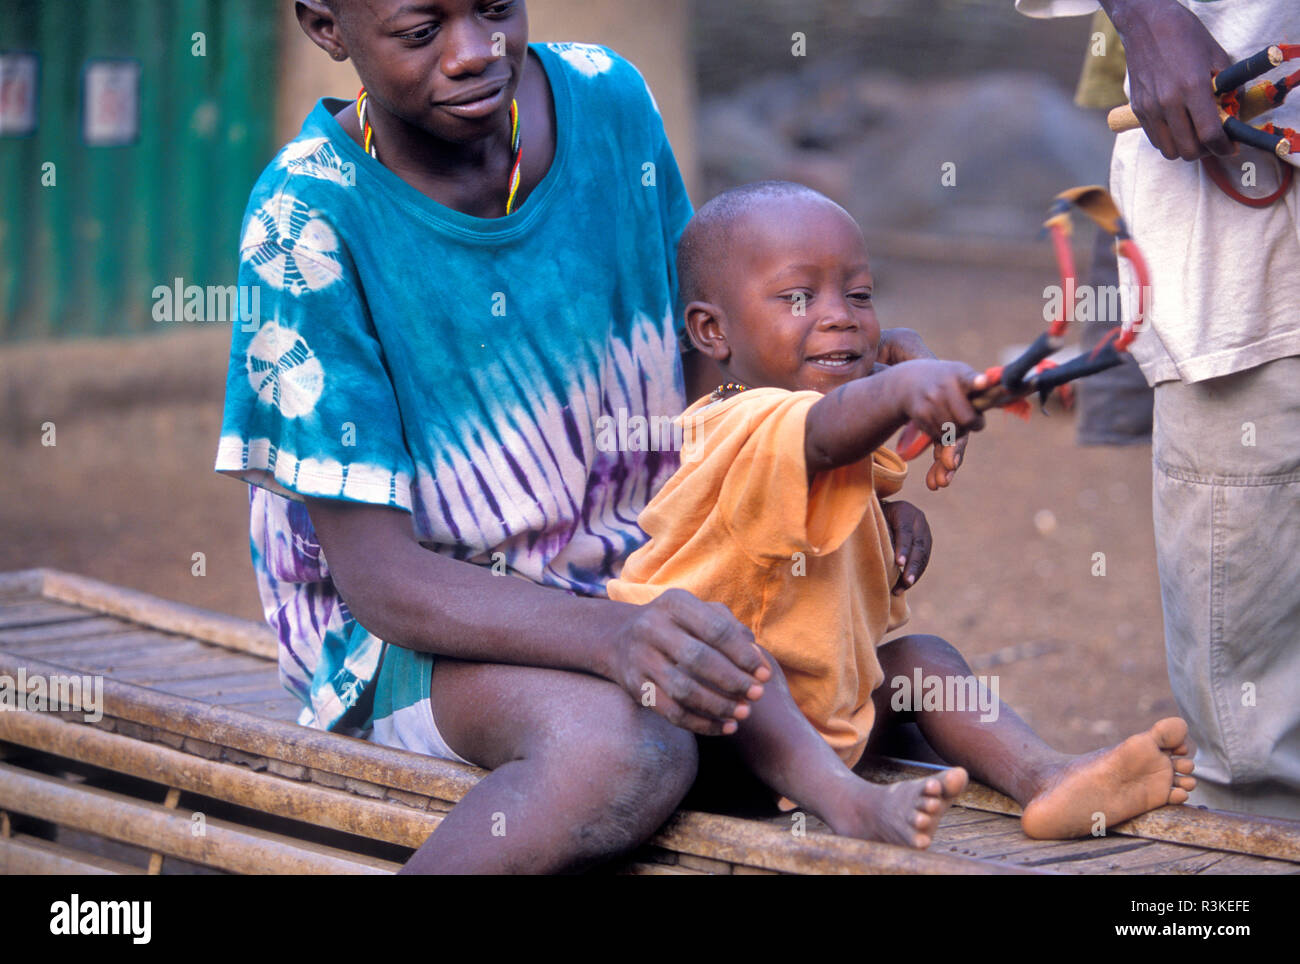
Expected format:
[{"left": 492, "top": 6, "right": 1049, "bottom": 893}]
[
  {"left": 895, "top": 186, "right": 1149, "bottom": 463},
  {"left": 1108, "top": 43, "right": 1300, "bottom": 205},
  {"left": 1108, "top": 43, "right": 1300, "bottom": 160}
]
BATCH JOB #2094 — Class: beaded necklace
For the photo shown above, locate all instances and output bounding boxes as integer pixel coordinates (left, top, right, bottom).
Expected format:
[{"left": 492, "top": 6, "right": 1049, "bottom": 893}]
[
  {"left": 710, "top": 381, "right": 749, "bottom": 402},
  {"left": 355, "top": 87, "right": 525, "bottom": 215}
]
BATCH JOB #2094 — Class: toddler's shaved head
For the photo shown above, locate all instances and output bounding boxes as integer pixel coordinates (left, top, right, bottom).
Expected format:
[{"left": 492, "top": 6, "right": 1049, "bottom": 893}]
[{"left": 676, "top": 180, "right": 838, "bottom": 318}]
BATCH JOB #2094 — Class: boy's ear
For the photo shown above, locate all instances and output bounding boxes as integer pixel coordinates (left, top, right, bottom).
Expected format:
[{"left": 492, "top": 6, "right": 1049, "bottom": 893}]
[
  {"left": 296, "top": 1, "right": 349, "bottom": 62},
  {"left": 683, "top": 301, "right": 731, "bottom": 364}
]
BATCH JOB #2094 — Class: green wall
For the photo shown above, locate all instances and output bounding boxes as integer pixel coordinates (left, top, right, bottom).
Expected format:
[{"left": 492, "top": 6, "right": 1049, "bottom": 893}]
[{"left": 0, "top": 0, "right": 277, "bottom": 340}]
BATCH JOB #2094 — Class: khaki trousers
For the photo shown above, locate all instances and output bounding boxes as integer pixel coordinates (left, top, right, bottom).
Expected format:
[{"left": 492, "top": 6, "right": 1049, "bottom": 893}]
[{"left": 1152, "top": 356, "right": 1300, "bottom": 818}]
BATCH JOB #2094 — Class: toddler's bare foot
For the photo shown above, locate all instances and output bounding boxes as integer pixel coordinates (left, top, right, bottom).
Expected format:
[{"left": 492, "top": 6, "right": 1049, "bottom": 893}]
[
  {"left": 819, "top": 767, "right": 968, "bottom": 849},
  {"left": 1021, "top": 717, "right": 1196, "bottom": 839}
]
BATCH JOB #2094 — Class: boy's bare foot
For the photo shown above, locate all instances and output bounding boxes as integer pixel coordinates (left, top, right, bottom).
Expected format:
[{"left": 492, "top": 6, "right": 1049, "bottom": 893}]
[
  {"left": 820, "top": 767, "right": 968, "bottom": 849},
  {"left": 1020, "top": 717, "right": 1197, "bottom": 839}
]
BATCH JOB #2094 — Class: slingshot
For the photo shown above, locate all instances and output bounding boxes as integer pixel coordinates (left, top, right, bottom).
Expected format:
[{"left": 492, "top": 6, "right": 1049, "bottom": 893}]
[
  {"left": 1107, "top": 44, "right": 1300, "bottom": 205},
  {"left": 895, "top": 186, "right": 1150, "bottom": 462}
]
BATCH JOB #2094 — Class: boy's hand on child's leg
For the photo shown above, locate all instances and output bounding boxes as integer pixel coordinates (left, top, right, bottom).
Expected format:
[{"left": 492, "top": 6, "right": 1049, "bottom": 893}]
[
  {"left": 608, "top": 589, "right": 771, "bottom": 737},
  {"left": 880, "top": 500, "right": 932, "bottom": 594}
]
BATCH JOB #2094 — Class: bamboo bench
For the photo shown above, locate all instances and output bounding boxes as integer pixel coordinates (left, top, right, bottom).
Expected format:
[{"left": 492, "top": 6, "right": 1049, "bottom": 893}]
[{"left": 1, "top": 568, "right": 1297, "bottom": 875}]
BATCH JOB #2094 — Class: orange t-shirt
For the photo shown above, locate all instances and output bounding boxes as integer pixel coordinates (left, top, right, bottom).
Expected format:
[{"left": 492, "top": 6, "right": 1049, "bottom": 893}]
[{"left": 607, "top": 387, "right": 909, "bottom": 768}]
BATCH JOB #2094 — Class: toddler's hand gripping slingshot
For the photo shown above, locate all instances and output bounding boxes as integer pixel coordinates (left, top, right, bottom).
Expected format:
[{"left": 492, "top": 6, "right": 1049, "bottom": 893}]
[
  {"left": 1107, "top": 43, "right": 1300, "bottom": 206},
  {"left": 895, "top": 186, "right": 1149, "bottom": 463}
]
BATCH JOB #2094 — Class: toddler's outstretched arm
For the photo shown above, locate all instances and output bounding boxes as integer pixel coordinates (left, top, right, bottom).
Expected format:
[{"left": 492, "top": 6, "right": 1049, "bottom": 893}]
[{"left": 804, "top": 360, "right": 987, "bottom": 481}]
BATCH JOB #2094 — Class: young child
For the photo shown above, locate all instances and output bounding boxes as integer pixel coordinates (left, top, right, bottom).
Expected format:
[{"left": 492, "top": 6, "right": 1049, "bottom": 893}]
[{"left": 608, "top": 180, "right": 1198, "bottom": 847}]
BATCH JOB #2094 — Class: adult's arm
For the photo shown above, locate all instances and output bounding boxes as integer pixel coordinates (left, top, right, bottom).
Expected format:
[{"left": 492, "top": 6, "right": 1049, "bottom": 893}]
[
  {"left": 1096, "top": 0, "right": 1234, "bottom": 160},
  {"left": 304, "top": 497, "right": 769, "bottom": 734}
]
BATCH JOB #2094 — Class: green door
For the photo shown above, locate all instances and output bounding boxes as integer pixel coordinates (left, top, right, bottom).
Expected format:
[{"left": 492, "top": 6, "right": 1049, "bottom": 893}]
[{"left": 0, "top": 0, "right": 277, "bottom": 340}]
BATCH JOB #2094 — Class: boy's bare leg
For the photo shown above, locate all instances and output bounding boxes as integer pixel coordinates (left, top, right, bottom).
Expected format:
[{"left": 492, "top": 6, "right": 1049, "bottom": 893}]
[
  {"left": 871, "top": 634, "right": 1197, "bottom": 839},
  {"left": 399, "top": 659, "right": 698, "bottom": 874},
  {"left": 723, "top": 647, "right": 968, "bottom": 849}
]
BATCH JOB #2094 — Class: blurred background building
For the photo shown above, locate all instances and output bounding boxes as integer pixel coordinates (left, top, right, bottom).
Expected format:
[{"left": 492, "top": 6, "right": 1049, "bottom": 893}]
[
  {"left": 0, "top": 0, "right": 695, "bottom": 340},
  {"left": 1, "top": 0, "right": 1109, "bottom": 341}
]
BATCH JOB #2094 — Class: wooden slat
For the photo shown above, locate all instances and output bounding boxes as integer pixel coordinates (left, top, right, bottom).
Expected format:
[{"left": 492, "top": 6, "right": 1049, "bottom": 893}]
[
  {"left": 0, "top": 600, "right": 98, "bottom": 630},
  {"left": 1010, "top": 838, "right": 1158, "bottom": 868},
  {"left": 147, "top": 676, "right": 281, "bottom": 701},
  {"left": 0, "top": 762, "right": 399, "bottom": 874},
  {"left": 209, "top": 700, "right": 305, "bottom": 722},
  {"left": 0, "top": 709, "right": 441, "bottom": 849},
  {"left": 1184, "top": 853, "right": 1300, "bottom": 875},
  {"left": 1019, "top": 840, "right": 1214, "bottom": 875},
  {"left": 16, "top": 633, "right": 200, "bottom": 666},
  {"left": 0, "top": 832, "right": 145, "bottom": 875},
  {"left": 63, "top": 640, "right": 222, "bottom": 671},
  {"left": 33, "top": 569, "right": 277, "bottom": 660},
  {"left": 1, "top": 652, "right": 485, "bottom": 801},
  {"left": 0, "top": 570, "right": 45, "bottom": 599},
  {"left": 208, "top": 687, "right": 304, "bottom": 705},
  {"left": 939, "top": 831, "right": 1101, "bottom": 864},
  {"left": 0, "top": 618, "right": 146, "bottom": 646},
  {"left": 1106, "top": 847, "right": 1245, "bottom": 875},
  {"left": 936, "top": 816, "right": 1294, "bottom": 874},
  {"left": 238, "top": 700, "right": 305, "bottom": 722},
  {"left": 1113, "top": 847, "right": 1299, "bottom": 875},
  {"left": 646, "top": 811, "right": 1042, "bottom": 875},
  {"left": 142, "top": 664, "right": 279, "bottom": 687},
  {"left": 108, "top": 652, "right": 272, "bottom": 685},
  {"left": 622, "top": 861, "right": 705, "bottom": 875},
  {"left": 119, "top": 670, "right": 278, "bottom": 698},
  {"left": 926, "top": 807, "right": 1005, "bottom": 830},
  {"left": 930, "top": 814, "right": 1020, "bottom": 845},
  {"left": 957, "top": 822, "right": 1117, "bottom": 856},
  {"left": 0, "top": 628, "right": 179, "bottom": 657}
]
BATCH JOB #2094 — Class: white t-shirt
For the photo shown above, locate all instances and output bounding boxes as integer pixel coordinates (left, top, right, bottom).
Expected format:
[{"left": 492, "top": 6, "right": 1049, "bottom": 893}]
[{"left": 1017, "top": 0, "right": 1300, "bottom": 385}]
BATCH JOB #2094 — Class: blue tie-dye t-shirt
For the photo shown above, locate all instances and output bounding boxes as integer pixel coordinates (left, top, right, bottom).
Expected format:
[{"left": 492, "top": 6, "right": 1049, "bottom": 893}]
[{"left": 216, "top": 43, "right": 693, "bottom": 731}]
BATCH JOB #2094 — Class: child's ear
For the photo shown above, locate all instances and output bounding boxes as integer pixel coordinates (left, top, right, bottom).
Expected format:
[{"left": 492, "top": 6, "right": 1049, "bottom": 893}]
[{"left": 684, "top": 301, "right": 731, "bottom": 363}]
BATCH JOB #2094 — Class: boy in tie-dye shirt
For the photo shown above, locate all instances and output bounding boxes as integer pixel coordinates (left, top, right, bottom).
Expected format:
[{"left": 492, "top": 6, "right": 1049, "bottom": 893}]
[{"left": 219, "top": 40, "right": 690, "bottom": 736}]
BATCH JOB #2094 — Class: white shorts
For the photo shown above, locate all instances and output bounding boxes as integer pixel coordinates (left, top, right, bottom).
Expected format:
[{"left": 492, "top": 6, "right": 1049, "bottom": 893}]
[{"left": 370, "top": 694, "right": 473, "bottom": 766}]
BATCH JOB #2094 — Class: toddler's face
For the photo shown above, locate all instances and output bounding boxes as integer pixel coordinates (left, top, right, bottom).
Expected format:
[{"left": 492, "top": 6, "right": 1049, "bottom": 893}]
[{"left": 715, "top": 197, "right": 880, "bottom": 395}]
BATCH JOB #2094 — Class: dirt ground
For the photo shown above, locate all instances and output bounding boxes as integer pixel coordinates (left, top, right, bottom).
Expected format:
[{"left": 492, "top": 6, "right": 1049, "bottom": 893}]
[{"left": 0, "top": 251, "right": 1178, "bottom": 755}]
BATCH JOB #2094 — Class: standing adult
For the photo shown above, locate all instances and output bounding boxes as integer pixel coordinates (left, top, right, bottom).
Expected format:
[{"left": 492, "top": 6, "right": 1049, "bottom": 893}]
[{"left": 1018, "top": 0, "right": 1300, "bottom": 818}]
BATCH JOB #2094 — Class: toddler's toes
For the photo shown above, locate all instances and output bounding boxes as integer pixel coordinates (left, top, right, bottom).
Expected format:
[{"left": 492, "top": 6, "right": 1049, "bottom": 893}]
[
  {"left": 936, "top": 767, "right": 969, "bottom": 799},
  {"left": 918, "top": 795, "right": 945, "bottom": 815}
]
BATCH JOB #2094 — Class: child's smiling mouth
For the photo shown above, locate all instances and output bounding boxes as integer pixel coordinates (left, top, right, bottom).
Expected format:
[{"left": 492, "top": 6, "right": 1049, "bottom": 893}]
[{"left": 806, "top": 350, "right": 864, "bottom": 372}]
